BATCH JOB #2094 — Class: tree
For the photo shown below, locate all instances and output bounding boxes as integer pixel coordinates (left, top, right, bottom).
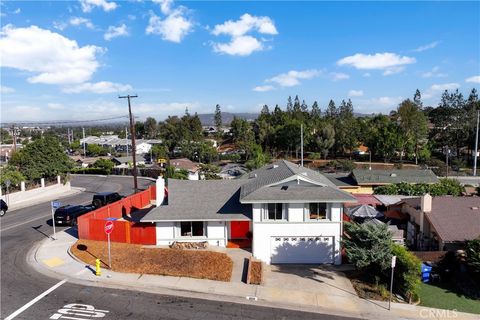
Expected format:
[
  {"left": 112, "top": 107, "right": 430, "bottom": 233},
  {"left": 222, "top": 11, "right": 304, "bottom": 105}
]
[
  {"left": 0, "top": 165, "right": 26, "bottom": 190},
  {"left": 310, "top": 101, "right": 321, "bottom": 122},
  {"left": 134, "top": 121, "right": 145, "bottom": 139},
  {"left": 315, "top": 123, "right": 335, "bottom": 159},
  {"left": 92, "top": 158, "right": 115, "bottom": 173},
  {"left": 413, "top": 89, "right": 423, "bottom": 109},
  {"left": 286, "top": 96, "right": 293, "bottom": 113},
  {"left": 391, "top": 244, "right": 421, "bottom": 302},
  {"left": 144, "top": 117, "right": 157, "bottom": 139},
  {"left": 325, "top": 100, "right": 337, "bottom": 119},
  {"left": 9, "top": 136, "right": 73, "bottom": 180},
  {"left": 397, "top": 99, "right": 428, "bottom": 164},
  {"left": 87, "top": 144, "right": 105, "bottom": 156},
  {"left": 214, "top": 104, "right": 222, "bottom": 140},
  {"left": 368, "top": 115, "right": 402, "bottom": 162},
  {"left": 343, "top": 222, "right": 393, "bottom": 272},
  {"left": 151, "top": 144, "right": 168, "bottom": 160},
  {"left": 199, "top": 163, "right": 221, "bottom": 180},
  {"left": 465, "top": 239, "right": 480, "bottom": 275}
]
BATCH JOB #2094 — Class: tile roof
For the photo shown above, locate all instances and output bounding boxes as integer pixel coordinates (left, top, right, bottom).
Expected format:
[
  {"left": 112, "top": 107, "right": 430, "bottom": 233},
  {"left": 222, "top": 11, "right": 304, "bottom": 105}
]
[
  {"left": 425, "top": 197, "right": 480, "bottom": 243},
  {"left": 141, "top": 179, "right": 251, "bottom": 222},
  {"left": 352, "top": 169, "right": 439, "bottom": 185}
]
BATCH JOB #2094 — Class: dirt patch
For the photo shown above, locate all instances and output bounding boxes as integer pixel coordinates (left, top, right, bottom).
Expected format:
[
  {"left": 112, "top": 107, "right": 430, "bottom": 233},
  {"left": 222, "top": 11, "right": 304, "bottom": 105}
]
[
  {"left": 249, "top": 260, "right": 262, "bottom": 285},
  {"left": 345, "top": 271, "right": 389, "bottom": 301},
  {"left": 71, "top": 239, "right": 232, "bottom": 282}
]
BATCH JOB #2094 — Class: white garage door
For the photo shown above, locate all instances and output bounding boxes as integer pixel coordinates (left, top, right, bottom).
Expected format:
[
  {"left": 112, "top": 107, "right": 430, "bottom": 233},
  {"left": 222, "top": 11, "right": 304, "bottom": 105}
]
[{"left": 270, "top": 236, "right": 334, "bottom": 264}]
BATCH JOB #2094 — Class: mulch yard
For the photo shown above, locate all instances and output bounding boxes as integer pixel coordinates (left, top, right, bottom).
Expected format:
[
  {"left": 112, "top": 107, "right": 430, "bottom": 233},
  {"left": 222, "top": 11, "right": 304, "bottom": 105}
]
[
  {"left": 249, "top": 260, "right": 262, "bottom": 285},
  {"left": 71, "top": 239, "right": 233, "bottom": 282}
]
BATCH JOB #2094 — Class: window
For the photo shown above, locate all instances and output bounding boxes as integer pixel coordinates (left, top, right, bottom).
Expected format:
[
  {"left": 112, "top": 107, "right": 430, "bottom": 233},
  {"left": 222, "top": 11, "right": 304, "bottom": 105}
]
[
  {"left": 180, "top": 222, "right": 205, "bottom": 237},
  {"left": 309, "top": 203, "right": 327, "bottom": 220},
  {"left": 266, "top": 203, "right": 284, "bottom": 220}
]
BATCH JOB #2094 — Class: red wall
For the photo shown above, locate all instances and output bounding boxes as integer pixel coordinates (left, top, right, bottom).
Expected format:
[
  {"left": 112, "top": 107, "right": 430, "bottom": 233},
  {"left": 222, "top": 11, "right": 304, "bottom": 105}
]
[{"left": 78, "top": 185, "right": 158, "bottom": 245}]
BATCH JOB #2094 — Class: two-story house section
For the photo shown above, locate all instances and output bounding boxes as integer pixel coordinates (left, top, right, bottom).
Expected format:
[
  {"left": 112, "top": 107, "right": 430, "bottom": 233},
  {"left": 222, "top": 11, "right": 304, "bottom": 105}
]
[
  {"left": 141, "top": 160, "right": 357, "bottom": 265},
  {"left": 239, "top": 160, "right": 357, "bottom": 264}
]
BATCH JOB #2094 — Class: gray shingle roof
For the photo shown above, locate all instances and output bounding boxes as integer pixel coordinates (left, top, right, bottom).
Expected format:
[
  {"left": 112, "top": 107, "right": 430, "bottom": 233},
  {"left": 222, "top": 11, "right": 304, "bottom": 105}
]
[
  {"left": 352, "top": 169, "right": 439, "bottom": 185},
  {"left": 240, "top": 184, "right": 357, "bottom": 203},
  {"left": 324, "top": 173, "right": 359, "bottom": 188},
  {"left": 240, "top": 160, "right": 336, "bottom": 198},
  {"left": 141, "top": 179, "right": 251, "bottom": 222}
]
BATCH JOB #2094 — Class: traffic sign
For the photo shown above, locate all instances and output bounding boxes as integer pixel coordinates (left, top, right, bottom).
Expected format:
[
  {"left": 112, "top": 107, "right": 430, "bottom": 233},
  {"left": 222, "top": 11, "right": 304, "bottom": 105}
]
[
  {"left": 51, "top": 200, "right": 62, "bottom": 209},
  {"left": 104, "top": 221, "right": 114, "bottom": 235}
]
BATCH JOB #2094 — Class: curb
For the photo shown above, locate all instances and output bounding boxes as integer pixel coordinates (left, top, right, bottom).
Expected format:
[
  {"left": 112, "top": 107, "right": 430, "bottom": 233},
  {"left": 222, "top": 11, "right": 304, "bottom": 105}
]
[{"left": 7, "top": 187, "right": 86, "bottom": 212}]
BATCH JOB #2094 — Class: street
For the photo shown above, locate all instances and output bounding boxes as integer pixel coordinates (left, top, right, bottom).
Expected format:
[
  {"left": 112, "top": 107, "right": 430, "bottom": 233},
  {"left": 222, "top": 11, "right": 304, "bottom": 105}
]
[{"left": 0, "top": 175, "right": 359, "bottom": 320}]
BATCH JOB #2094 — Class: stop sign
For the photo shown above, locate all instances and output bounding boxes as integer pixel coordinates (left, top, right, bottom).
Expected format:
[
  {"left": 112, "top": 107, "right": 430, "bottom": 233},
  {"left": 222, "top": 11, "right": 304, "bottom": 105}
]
[{"left": 104, "top": 221, "right": 114, "bottom": 235}]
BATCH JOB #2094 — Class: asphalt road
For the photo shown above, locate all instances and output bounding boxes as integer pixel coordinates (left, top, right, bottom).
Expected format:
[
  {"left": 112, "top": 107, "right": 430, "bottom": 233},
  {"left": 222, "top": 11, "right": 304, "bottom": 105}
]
[{"left": 0, "top": 175, "right": 360, "bottom": 320}]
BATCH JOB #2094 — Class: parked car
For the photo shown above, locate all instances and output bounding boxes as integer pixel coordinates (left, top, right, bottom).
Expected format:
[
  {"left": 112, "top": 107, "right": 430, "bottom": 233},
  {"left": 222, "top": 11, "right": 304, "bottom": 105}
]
[
  {"left": 92, "top": 192, "right": 123, "bottom": 208},
  {"left": 54, "top": 205, "right": 95, "bottom": 226},
  {"left": 0, "top": 199, "right": 8, "bottom": 217}
]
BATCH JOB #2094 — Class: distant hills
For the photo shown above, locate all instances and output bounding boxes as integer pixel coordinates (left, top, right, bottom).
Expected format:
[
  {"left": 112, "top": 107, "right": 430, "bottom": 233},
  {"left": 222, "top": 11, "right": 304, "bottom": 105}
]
[{"left": 197, "top": 112, "right": 259, "bottom": 126}]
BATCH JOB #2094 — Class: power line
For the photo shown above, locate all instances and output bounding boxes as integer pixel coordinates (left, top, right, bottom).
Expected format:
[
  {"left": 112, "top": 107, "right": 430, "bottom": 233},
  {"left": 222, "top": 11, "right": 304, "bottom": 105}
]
[
  {"left": 119, "top": 95, "right": 139, "bottom": 193},
  {"left": 1, "top": 115, "right": 131, "bottom": 126}
]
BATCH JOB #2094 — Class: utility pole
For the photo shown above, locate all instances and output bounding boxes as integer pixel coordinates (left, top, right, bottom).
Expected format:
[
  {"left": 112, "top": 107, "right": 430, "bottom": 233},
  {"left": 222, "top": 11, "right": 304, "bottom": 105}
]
[
  {"left": 82, "top": 127, "right": 86, "bottom": 158},
  {"left": 125, "top": 127, "right": 129, "bottom": 158},
  {"left": 300, "top": 124, "right": 304, "bottom": 167},
  {"left": 446, "top": 146, "right": 449, "bottom": 178},
  {"left": 474, "top": 110, "right": 479, "bottom": 176},
  {"left": 11, "top": 125, "right": 17, "bottom": 152},
  {"left": 119, "top": 95, "right": 139, "bottom": 192}
]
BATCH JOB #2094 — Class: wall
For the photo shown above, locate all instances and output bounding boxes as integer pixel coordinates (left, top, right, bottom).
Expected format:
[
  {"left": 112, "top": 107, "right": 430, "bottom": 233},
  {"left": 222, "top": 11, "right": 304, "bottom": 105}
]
[
  {"left": 155, "top": 221, "right": 227, "bottom": 247},
  {"left": 78, "top": 185, "right": 157, "bottom": 245},
  {"left": 1, "top": 178, "right": 71, "bottom": 208},
  {"left": 251, "top": 202, "right": 343, "bottom": 264}
]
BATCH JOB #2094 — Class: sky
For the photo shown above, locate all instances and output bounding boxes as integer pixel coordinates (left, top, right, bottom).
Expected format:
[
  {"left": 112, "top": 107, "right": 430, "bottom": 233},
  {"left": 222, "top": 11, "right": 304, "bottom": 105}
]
[{"left": 1, "top": 0, "right": 479, "bottom": 123}]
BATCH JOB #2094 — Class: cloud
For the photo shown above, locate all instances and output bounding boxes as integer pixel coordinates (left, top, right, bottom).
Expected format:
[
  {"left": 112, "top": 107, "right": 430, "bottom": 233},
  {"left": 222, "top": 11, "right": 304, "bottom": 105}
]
[
  {"left": 420, "top": 66, "right": 447, "bottom": 78},
  {"left": 53, "top": 21, "right": 68, "bottom": 31},
  {"left": 47, "top": 103, "right": 64, "bottom": 110},
  {"left": 348, "top": 90, "right": 364, "bottom": 97},
  {"left": 79, "top": 0, "right": 117, "bottom": 13},
  {"left": 363, "top": 72, "right": 371, "bottom": 77},
  {"left": 267, "top": 69, "right": 321, "bottom": 87},
  {"left": 0, "top": 25, "right": 102, "bottom": 85},
  {"left": 337, "top": 52, "right": 416, "bottom": 75},
  {"left": 412, "top": 41, "right": 440, "bottom": 52},
  {"left": 146, "top": 6, "right": 193, "bottom": 43},
  {"left": 330, "top": 72, "right": 349, "bottom": 81},
  {"left": 430, "top": 83, "right": 460, "bottom": 91},
  {"left": 466, "top": 75, "right": 480, "bottom": 84},
  {"left": 0, "top": 85, "right": 15, "bottom": 93},
  {"left": 69, "top": 17, "right": 94, "bottom": 29},
  {"left": 14, "top": 8, "right": 21, "bottom": 14},
  {"left": 212, "top": 35, "right": 263, "bottom": 56},
  {"left": 104, "top": 24, "right": 128, "bottom": 41},
  {"left": 153, "top": 0, "right": 173, "bottom": 15},
  {"left": 370, "top": 96, "right": 403, "bottom": 107},
  {"left": 253, "top": 85, "right": 275, "bottom": 92},
  {"left": 211, "top": 13, "right": 278, "bottom": 56},
  {"left": 62, "top": 81, "right": 132, "bottom": 94}
]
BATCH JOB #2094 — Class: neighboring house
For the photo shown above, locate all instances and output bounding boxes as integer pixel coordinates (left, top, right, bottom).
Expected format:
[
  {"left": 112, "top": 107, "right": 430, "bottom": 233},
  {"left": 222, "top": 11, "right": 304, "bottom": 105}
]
[
  {"left": 401, "top": 195, "right": 480, "bottom": 251},
  {"left": 69, "top": 155, "right": 109, "bottom": 168},
  {"left": 80, "top": 135, "right": 162, "bottom": 155},
  {"left": 327, "top": 169, "right": 439, "bottom": 194},
  {"left": 141, "top": 160, "right": 357, "bottom": 265},
  {"left": 170, "top": 158, "right": 201, "bottom": 181},
  {"left": 353, "top": 144, "right": 369, "bottom": 156},
  {"left": 0, "top": 144, "right": 22, "bottom": 164},
  {"left": 111, "top": 156, "right": 146, "bottom": 168},
  {"left": 218, "top": 163, "right": 248, "bottom": 180}
]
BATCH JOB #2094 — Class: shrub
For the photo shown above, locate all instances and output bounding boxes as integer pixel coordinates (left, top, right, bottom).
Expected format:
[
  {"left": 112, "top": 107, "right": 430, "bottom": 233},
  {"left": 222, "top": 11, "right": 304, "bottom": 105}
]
[
  {"left": 343, "top": 222, "right": 393, "bottom": 273},
  {"left": 373, "top": 179, "right": 464, "bottom": 196},
  {"left": 92, "top": 158, "right": 115, "bottom": 173},
  {"left": 308, "top": 152, "right": 321, "bottom": 160},
  {"left": 465, "top": 239, "right": 480, "bottom": 275},
  {"left": 391, "top": 244, "right": 421, "bottom": 302},
  {"left": 70, "top": 167, "right": 109, "bottom": 175}
]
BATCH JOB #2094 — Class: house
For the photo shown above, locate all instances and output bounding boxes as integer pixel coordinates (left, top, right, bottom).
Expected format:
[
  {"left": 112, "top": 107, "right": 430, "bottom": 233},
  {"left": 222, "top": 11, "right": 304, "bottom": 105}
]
[
  {"left": 141, "top": 160, "right": 357, "bottom": 265},
  {"left": 69, "top": 155, "right": 109, "bottom": 168},
  {"left": 111, "top": 156, "right": 146, "bottom": 168},
  {"left": 328, "top": 169, "right": 439, "bottom": 194},
  {"left": 401, "top": 195, "right": 480, "bottom": 251},
  {"left": 0, "top": 144, "right": 22, "bottom": 164},
  {"left": 170, "top": 158, "right": 201, "bottom": 180}
]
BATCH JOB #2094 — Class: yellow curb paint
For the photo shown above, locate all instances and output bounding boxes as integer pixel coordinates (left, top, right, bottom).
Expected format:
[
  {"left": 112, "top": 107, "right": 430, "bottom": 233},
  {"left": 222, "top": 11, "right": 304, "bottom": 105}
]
[{"left": 42, "top": 257, "right": 65, "bottom": 268}]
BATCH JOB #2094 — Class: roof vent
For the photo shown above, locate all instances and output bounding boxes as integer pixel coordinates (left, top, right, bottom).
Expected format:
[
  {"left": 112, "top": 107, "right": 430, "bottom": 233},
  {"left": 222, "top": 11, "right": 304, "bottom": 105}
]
[
  {"left": 272, "top": 164, "right": 279, "bottom": 169},
  {"left": 390, "top": 173, "right": 397, "bottom": 177},
  {"left": 249, "top": 173, "right": 257, "bottom": 179},
  {"left": 281, "top": 186, "right": 288, "bottom": 191},
  {"left": 472, "top": 207, "right": 479, "bottom": 210}
]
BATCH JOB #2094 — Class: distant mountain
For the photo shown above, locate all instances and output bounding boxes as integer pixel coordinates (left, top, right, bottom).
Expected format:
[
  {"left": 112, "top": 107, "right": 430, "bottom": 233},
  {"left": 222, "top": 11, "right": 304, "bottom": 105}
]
[{"left": 197, "top": 112, "right": 259, "bottom": 126}]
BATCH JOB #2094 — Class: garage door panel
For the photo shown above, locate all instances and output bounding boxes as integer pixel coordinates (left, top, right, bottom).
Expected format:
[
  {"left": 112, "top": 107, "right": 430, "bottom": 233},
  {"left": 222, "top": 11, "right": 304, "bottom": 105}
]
[{"left": 270, "top": 236, "right": 334, "bottom": 264}]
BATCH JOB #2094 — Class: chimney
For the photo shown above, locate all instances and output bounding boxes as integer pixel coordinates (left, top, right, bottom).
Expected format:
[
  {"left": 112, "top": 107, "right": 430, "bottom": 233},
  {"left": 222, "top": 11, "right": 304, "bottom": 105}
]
[
  {"left": 420, "top": 193, "right": 432, "bottom": 213},
  {"left": 156, "top": 176, "right": 165, "bottom": 207}
]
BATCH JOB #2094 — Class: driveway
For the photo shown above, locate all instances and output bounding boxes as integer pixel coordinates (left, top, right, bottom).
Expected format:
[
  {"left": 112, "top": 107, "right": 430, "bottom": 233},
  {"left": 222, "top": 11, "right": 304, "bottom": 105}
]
[{"left": 264, "top": 264, "right": 358, "bottom": 299}]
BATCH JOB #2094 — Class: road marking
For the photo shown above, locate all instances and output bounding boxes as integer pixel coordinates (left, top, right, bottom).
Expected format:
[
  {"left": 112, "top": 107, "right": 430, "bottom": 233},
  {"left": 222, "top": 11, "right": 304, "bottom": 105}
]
[
  {"left": 43, "top": 257, "right": 65, "bottom": 268},
  {"left": 50, "top": 304, "right": 109, "bottom": 319},
  {"left": 4, "top": 279, "right": 67, "bottom": 320}
]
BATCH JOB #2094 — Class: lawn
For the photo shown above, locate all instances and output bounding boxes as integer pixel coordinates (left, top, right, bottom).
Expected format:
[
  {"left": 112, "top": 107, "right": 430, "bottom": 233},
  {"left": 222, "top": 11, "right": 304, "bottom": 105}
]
[
  {"left": 71, "top": 239, "right": 233, "bottom": 282},
  {"left": 419, "top": 282, "right": 480, "bottom": 314}
]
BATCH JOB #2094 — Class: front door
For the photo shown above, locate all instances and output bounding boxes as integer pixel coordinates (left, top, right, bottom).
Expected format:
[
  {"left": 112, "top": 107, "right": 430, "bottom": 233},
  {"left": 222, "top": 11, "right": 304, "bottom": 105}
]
[{"left": 230, "top": 221, "right": 250, "bottom": 239}]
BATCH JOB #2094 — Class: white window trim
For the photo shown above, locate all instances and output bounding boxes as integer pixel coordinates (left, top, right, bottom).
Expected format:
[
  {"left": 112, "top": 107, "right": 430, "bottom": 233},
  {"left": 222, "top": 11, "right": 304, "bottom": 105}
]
[
  {"left": 262, "top": 203, "right": 287, "bottom": 221},
  {"left": 177, "top": 221, "right": 207, "bottom": 238},
  {"left": 305, "top": 203, "right": 330, "bottom": 221}
]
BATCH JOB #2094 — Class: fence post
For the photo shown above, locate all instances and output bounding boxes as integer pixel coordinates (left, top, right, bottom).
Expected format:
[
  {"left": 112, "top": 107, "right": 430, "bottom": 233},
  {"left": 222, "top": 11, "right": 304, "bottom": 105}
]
[
  {"left": 57, "top": 175, "right": 61, "bottom": 184},
  {"left": 21, "top": 181, "right": 26, "bottom": 192},
  {"left": 41, "top": 178, "right": 45, "bottom": 188}
]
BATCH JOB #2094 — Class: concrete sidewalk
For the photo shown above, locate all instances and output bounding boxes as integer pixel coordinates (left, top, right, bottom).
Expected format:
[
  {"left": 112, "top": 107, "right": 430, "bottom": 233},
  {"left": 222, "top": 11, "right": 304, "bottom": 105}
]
[
  {"left": 6, "top": 187, "right": 85, "bottom": 211},
  {"left": 30, "top": 230, "right": 479, "bottom": 320}
]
